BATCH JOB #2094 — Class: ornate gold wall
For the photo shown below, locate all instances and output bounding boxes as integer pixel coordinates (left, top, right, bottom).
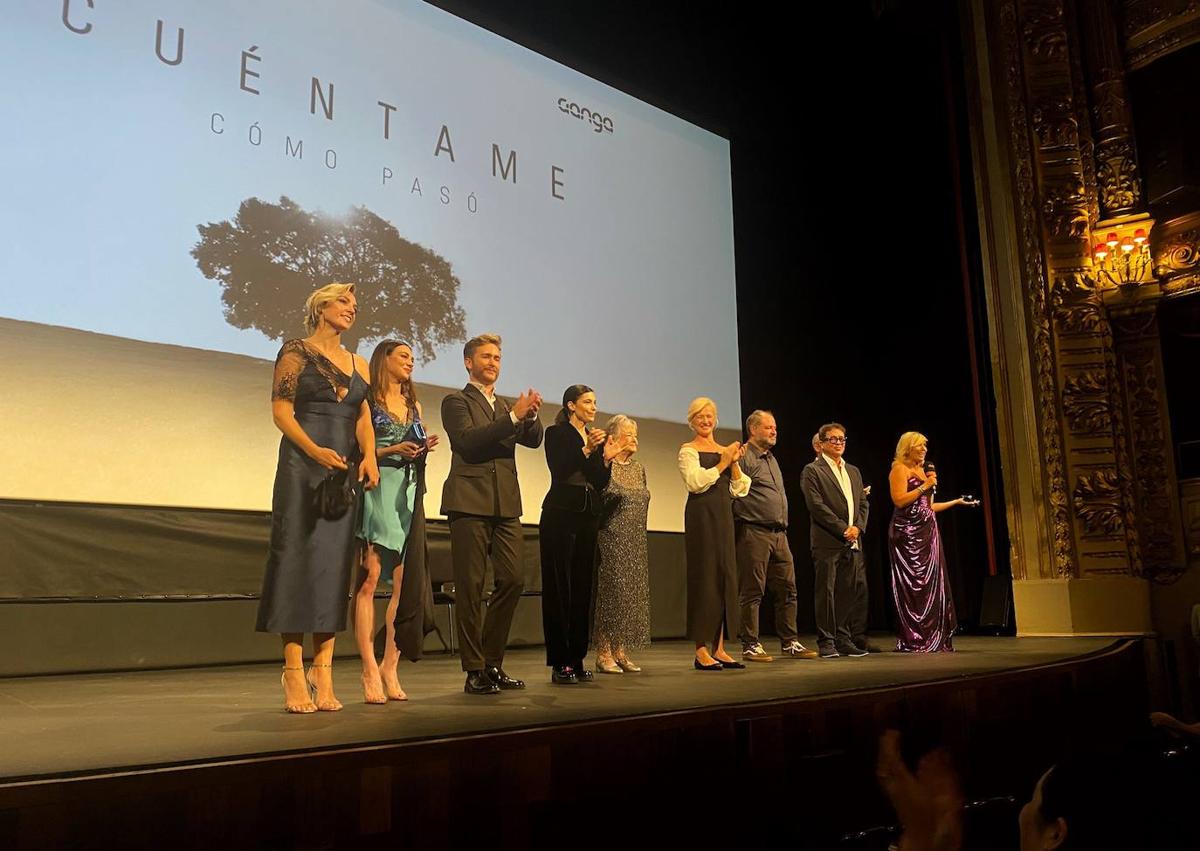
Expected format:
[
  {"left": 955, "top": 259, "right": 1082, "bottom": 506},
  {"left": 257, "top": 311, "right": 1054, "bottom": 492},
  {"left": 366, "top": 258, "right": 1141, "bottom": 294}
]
[{"left": 962, "top": 0, "right": 1196, "bottom": 705}]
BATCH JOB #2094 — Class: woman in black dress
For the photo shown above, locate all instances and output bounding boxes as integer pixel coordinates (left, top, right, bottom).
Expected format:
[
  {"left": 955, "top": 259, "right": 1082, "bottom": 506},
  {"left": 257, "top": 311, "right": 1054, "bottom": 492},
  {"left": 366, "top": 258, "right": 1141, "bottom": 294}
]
[
  {"left": 677, "top": 397, "right": 750, "bottom": 670},
  {"left": 256, "top": 282, "right": 380, "bottom": 713},
  {"left": 540, "top": 385, "right": 624, "bottom": 683}
]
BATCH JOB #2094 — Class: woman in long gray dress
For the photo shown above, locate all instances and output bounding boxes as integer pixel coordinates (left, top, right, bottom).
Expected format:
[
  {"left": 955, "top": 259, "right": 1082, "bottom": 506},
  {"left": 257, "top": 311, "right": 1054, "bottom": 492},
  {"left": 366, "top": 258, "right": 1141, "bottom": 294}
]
[
  {"left": 593, "top": 415, "right": 652, "bottom": 674},
  {"left": 678, "top": 397, "right": 751, "bottom": 670},
  {"left": 256, "top": 283, "right": 380, "bottom": 714}
]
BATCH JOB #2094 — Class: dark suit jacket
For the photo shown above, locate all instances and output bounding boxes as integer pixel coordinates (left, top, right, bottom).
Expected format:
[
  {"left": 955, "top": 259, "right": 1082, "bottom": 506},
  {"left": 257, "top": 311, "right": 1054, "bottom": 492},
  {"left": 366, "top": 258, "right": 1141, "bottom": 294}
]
[
  {"left": 541, "top": 423, "right": 612, "bottom": 515},
  {"left": 800, "top": 456, "right": 871, "bottom": 553},
  {"left": 439, "top": 384, "right": 545, "bottom": 519}
]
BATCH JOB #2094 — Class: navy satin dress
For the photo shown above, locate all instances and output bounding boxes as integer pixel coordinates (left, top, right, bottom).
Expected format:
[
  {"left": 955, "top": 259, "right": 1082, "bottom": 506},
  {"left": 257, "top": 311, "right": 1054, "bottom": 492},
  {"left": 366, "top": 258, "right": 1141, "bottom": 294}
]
[
  {"left": 887, "top": 475, "right": 957, "bottom": 652},
  {"left": 256, "top": 340, "right": 366, "bottom": 634}
]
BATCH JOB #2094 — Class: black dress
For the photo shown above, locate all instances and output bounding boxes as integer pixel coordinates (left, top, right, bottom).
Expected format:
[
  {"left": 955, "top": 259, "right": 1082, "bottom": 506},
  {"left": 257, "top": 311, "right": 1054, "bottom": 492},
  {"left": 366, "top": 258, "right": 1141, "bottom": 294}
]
[
  {"left": 255, "top": 340, "right": 367, "bottom": 634},
  {"left": 683, "top": 451, "right": 740, "bottom": 645},
  {"left": 539, "top": 423, "right": 612, "bottom": 668}
]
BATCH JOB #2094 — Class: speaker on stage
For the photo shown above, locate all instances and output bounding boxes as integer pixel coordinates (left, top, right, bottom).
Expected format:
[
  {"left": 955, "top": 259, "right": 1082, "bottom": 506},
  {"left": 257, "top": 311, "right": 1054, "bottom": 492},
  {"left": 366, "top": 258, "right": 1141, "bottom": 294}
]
[{"left": 979, "top": 574, "right": 1012, "bottom": 633}]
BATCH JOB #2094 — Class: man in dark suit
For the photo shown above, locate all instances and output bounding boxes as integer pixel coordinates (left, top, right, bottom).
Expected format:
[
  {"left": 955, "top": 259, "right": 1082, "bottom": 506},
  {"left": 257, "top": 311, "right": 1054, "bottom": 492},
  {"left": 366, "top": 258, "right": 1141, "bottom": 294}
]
[
  {"left": 441, "top": 333, "right": 544, "bottom": 695},
  {"left": 800, "top": 422, "right": 871, "bottom": 658}
]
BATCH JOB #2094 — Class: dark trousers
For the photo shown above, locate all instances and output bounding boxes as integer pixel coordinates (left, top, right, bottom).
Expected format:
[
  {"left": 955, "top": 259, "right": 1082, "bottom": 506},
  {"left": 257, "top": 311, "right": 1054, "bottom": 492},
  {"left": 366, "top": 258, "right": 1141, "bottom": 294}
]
[
  {"left": 539, "top": 506, "right": 600, "bottom": 667},
  {"left": 736, "top": 524, "right": 798, "bottom": 647},
  {"left": 448, "top": 513, "right": 525, "bottom": 672},
  {"left": 813, "top": 547, "right": 867, "bottom": 648}
]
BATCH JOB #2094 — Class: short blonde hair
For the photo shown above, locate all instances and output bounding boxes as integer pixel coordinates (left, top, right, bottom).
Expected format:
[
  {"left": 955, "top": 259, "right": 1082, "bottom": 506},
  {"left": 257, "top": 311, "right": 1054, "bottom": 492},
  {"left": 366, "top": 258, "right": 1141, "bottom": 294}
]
[
  {"left": 687, "top": 397, "right": 717, "bottom": 424},
  {"left": 463, "top": 333, "right": 502, "bottom": 360},
  {"left": 894, "top": 431, "right": 928, "bottom": 464},
  {"left": 304, "top": 282, "right": 356, "bottom": 333}
]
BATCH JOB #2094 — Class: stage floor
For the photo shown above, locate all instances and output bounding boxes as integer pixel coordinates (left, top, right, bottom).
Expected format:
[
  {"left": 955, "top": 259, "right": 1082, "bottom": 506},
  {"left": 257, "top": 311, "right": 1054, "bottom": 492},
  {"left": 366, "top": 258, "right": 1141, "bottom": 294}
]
[{"left": 0, "top": 635, "right": 1114, "bottom": 784}]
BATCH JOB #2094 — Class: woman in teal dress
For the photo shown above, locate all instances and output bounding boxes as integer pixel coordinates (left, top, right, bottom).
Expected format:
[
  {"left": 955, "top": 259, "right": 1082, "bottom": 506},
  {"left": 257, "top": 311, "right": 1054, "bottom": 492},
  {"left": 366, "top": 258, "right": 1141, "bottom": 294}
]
[{"left": 353, "top": 340, "right": 440, "bottom": 704}]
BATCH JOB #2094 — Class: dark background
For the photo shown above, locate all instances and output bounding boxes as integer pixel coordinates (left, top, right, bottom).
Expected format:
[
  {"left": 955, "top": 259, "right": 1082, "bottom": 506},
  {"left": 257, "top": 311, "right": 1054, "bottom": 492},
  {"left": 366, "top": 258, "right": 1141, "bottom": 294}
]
[{"left": 428, "top": 0, "right": 1008, "bottom": 633}]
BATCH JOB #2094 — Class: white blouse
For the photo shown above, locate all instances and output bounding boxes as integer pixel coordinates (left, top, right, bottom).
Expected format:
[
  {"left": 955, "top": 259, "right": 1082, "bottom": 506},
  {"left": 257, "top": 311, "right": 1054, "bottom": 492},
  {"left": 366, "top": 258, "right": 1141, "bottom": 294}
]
[{"left": 677, "top": 445, "right": 752, "bottom": 497}]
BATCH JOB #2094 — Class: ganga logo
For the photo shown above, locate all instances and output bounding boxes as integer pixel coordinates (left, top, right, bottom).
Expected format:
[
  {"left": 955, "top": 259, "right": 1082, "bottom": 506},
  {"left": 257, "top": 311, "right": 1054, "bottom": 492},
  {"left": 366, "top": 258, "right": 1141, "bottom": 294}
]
[{"left": 557, "top": 98, "right": 614, "bottom": 134}]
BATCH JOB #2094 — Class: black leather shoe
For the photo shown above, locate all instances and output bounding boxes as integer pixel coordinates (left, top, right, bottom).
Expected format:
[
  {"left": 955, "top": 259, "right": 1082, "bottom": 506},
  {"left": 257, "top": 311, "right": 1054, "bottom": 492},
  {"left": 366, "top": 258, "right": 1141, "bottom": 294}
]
[
  {"left": 484, "top": 665, "right": 526, "bottom": 690},
  {"left": 836, "top": 642, "right": 868, "bottom": 658},
  {"left": 718, "top": 658, "right": 746, "bottom": 669},
  {"left": 574, "top": 667, "right": 594, "bottom": 682},
  {"left": 464, "top": 670, "right": 500, "bottom": 695},
  {"left": 551, "top": 665, "right": 578, "bottom": 684},
  {"left": 694, "top": 658, "right": 723, "bottom": 670}
]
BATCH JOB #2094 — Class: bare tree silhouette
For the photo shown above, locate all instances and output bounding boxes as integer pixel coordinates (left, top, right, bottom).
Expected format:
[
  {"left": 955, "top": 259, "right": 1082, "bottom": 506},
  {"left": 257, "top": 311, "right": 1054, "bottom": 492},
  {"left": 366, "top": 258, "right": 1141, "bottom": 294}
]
[{"left": 191, "top": 196, "right": 466, "bottom": 359}]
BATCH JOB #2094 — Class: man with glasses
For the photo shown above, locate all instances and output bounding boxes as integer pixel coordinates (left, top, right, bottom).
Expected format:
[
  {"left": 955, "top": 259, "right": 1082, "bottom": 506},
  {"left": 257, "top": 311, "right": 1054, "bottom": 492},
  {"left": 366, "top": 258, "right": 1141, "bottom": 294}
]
[{"left": 801, "top": 423, "right": 872, "bottom": 658}]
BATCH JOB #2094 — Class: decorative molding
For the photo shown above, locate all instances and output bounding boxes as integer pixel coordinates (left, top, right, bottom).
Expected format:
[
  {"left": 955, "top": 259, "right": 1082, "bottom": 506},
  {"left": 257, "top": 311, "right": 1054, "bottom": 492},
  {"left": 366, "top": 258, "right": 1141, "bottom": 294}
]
[
  {"left": 1095, "top": 138, "right": 1142, "bottom": 215},
  {"left": 1003, "top": 0, "right": 1076, "bottom": 576},
  {"left": 1073, "top": 469, "right": 1124, "bottom": 536},
  {"left": 1061, "top": 370, "right": 1112, "bottom": 434},
  {"left": 1152, "top": 211, "right": 1200, "bottom": 297},
  {"left": 1122, "top": 0, "right": 1200, "bottom": 69},
  {"left": 1051, "top": 270, "right": 1105, "bottom": 333},
  {"left": 1041, "top": 177, "right": 1091, "bottom": 239}
]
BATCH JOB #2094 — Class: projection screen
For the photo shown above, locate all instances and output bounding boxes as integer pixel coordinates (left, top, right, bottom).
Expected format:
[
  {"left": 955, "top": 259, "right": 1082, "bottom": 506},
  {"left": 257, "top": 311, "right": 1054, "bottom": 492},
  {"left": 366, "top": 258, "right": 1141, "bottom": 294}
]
[{"left": 0, "top": 0, "right": 740, "bottom": 532}]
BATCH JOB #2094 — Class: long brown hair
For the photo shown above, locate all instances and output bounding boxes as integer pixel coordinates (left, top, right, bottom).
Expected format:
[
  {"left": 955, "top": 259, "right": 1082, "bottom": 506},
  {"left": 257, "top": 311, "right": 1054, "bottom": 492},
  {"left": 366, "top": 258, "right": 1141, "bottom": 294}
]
[{"left": 367, "top": 340, "right": 418, "bottom": 416}]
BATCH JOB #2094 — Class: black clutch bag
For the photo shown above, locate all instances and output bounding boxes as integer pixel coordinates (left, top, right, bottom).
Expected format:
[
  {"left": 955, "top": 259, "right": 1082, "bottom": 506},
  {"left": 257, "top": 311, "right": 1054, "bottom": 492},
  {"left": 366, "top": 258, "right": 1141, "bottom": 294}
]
[{"left": 315, "top": 463, "right": 358, "bottom": 520}]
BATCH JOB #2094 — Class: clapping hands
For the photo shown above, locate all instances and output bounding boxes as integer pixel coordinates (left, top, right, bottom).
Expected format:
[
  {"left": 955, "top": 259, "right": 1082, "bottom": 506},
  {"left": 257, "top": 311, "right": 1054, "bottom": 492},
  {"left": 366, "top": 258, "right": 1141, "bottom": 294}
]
[{"left": 512, "top": 388, "right": 543, "bottom": 420}]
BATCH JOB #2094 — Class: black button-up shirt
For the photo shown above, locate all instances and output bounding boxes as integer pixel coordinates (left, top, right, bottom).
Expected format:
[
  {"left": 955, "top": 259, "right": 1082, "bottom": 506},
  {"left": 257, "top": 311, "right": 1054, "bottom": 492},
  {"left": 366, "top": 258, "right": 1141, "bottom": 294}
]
[{"left": 734, "top": 444, "right": 789, "bottom": 528}]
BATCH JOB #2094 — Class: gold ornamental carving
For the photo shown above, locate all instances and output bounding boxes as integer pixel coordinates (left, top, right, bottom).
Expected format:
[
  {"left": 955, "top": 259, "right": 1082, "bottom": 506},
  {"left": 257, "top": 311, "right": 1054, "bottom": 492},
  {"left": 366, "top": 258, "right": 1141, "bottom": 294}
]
[
  {"left": 1051, "top": 270, "right": 1105, "bottom": 334},
  {"left": 1002, "top": 0, "right": 1076, "bottom": 576},
  {"left": 1061, "top": 370, "right": 1112, "bottom": 435},
  {"left": 1042, "top": 179, "right": 1091, "bottom": 239},
  {"left": 1122, "top": 0, "right": 1200, "bottom": 69},
  {"left": 1152, "top": 211, "right": 1200, "bottom": 296},
  {"left": 1095, "top": 139, "right": 1142, "bottom": 215},
  {"left": 1073, "top": 469, "right": 1125, "bottom": 536}
]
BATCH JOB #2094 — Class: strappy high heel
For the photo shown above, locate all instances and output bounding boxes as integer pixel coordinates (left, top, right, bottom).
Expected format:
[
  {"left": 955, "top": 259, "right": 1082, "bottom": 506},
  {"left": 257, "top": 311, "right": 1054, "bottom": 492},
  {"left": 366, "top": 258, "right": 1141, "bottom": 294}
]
[
  {"left": 360, "top": 671, "right": 388, "bottom": 705},
  {"left": 281, "top": 665, "right": 317, "bottom": 714},
  {"left": 305, "top": 664, "right": 344, "bottom": 712}
]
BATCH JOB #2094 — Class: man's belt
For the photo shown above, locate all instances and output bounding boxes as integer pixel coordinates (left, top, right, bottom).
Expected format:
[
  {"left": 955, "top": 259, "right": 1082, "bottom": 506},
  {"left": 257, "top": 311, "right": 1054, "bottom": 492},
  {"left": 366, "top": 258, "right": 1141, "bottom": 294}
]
[{"left": 738, "top": 520, "right": 787, "bottom": 533}]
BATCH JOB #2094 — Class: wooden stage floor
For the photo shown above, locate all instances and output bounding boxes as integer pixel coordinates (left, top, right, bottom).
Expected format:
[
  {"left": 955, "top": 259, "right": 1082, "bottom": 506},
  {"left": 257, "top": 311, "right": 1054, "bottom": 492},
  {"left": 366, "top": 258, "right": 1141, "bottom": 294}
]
[{"left": 0, "top": 635, "right": 1114, "bottom": 784}]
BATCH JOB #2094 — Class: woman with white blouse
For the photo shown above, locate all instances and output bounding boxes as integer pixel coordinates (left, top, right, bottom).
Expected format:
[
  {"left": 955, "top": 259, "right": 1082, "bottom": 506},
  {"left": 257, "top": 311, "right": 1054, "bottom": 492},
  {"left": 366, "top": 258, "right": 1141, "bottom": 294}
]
[{"left": 677, "top": 397, "right": 751, "bottom": 670}]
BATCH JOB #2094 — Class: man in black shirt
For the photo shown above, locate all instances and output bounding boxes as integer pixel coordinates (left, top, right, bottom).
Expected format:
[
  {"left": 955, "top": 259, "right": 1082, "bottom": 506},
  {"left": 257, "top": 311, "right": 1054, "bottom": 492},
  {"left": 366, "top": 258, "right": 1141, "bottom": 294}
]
[{"left": 735, "top": 410, "right": 818, "bottom": 661}]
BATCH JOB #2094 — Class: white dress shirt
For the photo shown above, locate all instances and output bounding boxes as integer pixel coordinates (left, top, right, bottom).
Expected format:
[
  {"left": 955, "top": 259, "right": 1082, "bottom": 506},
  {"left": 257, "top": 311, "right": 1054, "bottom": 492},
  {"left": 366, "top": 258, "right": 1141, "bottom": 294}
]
[
  {"left": 822, "top": 452, "right": 859, "bottom": 549},
  {"left": 469, "top": 380, "right": 519, "bottom": 425},
  {"left": 678, "top": 445, "right": 751, "bottom": 497}
]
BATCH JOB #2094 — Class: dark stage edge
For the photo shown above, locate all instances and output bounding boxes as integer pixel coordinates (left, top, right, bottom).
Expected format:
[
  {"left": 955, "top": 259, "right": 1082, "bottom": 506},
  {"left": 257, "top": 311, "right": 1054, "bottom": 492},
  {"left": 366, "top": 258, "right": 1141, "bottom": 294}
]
[{"left": 0, "top": 635, "right": 1114, "bottom": 784}]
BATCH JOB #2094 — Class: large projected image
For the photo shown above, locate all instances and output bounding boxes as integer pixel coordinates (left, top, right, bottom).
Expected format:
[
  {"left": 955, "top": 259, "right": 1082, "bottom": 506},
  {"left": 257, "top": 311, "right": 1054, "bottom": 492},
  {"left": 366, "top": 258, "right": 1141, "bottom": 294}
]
[{"left": 0, "top": 0, "right": 739, "bottom": 531}]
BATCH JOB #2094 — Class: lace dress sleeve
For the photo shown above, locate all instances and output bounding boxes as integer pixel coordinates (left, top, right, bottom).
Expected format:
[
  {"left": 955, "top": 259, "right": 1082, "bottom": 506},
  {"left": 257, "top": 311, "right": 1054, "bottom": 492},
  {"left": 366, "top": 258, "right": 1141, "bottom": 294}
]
[{"left": 271, "top": 340, "right": 307, "bottom": 402}]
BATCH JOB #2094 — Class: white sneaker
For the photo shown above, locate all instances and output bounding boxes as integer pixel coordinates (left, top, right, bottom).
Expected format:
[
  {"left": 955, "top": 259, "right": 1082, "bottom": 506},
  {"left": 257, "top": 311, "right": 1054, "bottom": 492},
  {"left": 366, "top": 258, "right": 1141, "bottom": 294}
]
[
  {"left": 742, "top": 643, "right": 774, "bottom": 662},
  {"left": 780, "top": 640, "right": 818, "bottom": 659}
]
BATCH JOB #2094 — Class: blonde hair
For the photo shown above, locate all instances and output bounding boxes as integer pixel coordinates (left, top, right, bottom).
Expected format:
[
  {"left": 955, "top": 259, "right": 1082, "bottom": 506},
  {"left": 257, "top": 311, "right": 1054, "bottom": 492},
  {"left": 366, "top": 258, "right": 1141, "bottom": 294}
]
[
  {"left": 894, "top": 431, "right": 928, "bottom": 465},
  {"left": 304, "top": 282, "right": 356, "bottom": 333},
  {"left": 463, "top": 333, "right": 502, "bottom": 360},
  {"left": 686, "top": 397, "right": 718, "bottom": 425}
]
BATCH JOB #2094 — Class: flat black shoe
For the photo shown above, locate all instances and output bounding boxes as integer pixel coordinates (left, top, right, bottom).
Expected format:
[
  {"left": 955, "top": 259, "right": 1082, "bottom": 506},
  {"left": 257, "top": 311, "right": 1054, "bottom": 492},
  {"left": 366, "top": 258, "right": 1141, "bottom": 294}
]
[
  {"left": 694, "top": 658, "right": 723, "bottom": 670},
  {"left": 464, "top": 670, "right": 500, "bottom": 695},
  {"left": 551, "top": 665, "right": 579, "bottom": 684},
  {"left": 484, "top": 665, "right": 526, "bottom": 690},
  {"left": 718, "top": 659, "right": 746, "bottom": 669}
]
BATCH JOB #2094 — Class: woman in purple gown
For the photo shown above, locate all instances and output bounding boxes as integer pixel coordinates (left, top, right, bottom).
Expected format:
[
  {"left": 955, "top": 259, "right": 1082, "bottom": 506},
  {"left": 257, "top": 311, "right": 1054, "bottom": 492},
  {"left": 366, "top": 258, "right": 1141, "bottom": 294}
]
[{"left": 887, "top": 432, "right": 975, "bottom": 652}]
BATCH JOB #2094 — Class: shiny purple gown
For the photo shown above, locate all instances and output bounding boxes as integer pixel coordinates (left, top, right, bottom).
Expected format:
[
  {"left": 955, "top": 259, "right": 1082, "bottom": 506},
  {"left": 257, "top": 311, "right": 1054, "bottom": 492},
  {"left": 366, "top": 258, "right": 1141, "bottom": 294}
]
[{"left": 888, "top": 476, "right": 957, "bottom": 652}]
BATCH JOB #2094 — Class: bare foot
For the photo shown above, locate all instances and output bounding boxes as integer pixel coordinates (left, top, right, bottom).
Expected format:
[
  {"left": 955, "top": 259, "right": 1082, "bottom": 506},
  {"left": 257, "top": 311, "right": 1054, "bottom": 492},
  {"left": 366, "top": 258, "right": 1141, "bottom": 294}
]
[
  {"left": 695, "top": 648, "right": 718, "bottom": 666},
  {"left": 381, "top": 669, "right": 408, "bottom": 701},
  {"left": 361, "top": 671, "right": 387, "bottom": 705},
  {"left": 306, "top": 665, "right": 343, "bottom": 711},
  {"left": 281, "top": 668, "right": 316, "bottom": 714},
  {"left": 713, "top": 651, "right": 736, "bottom": 664}
]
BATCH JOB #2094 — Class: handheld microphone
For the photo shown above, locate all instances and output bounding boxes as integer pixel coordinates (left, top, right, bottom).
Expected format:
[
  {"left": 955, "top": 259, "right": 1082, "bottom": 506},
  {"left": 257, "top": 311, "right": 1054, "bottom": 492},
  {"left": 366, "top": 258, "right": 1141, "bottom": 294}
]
[{"left": 925, "top": 462, "right": 937, "bottom": 494}]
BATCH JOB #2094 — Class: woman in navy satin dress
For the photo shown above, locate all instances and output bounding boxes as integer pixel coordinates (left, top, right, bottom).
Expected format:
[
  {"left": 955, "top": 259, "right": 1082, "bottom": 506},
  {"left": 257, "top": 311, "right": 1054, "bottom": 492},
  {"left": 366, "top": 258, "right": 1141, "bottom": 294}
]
[
  {"left": 886, "top": 432, "right": 973, "bottom": 653},
  {"left": 256, "top": 283, "right": 380, "bottom": 713}
]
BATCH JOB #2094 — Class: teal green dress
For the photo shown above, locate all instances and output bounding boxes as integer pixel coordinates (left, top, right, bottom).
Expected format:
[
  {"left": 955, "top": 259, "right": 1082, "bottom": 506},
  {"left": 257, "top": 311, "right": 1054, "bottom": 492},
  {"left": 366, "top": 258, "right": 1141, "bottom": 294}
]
[{"left": 360, "top": 403, "right": 420, "bottom": 583}]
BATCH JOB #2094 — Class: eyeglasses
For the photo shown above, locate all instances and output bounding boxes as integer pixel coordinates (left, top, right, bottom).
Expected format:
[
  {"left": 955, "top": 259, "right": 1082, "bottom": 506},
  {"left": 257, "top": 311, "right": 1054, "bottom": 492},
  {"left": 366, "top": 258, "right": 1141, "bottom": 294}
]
[{"left": 823, "top": 436, "right": 847, "bottom": 445}]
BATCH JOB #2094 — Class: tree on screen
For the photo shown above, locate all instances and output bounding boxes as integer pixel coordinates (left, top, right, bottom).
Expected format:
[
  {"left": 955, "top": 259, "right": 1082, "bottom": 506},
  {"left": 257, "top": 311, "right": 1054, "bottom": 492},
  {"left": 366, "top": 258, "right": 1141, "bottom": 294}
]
[{"left": 191, "top": 196, "right": 466, "bottom": 359}]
